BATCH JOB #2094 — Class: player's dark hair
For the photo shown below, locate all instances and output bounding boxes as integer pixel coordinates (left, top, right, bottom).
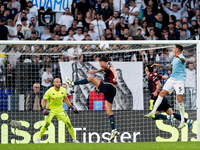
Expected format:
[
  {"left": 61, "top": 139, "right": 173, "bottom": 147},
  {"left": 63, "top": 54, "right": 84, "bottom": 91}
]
[
  {"left": 175, "top": 44, "right": 183, "bottom": 52},
  {"left": 146, "top": 65, "right": 153, "bottom": 72},
  {"left": 99, "top": 57, "right": 108, "bottom": 62}
]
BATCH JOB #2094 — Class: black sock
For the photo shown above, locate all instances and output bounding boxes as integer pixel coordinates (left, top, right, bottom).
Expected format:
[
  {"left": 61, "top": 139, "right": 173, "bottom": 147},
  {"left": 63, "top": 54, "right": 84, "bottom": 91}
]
[
  {"left": 173, "top": 113, "right": 188, "bottom": 123},
  {"left": 74, "top": 79, "right": 89, "bottom": 85},
  {"left": 109, "top": 115, "right": 115, "bottom": 130},
  {"left": 154, "top": 114, "right": 167, "bottom": 120}
]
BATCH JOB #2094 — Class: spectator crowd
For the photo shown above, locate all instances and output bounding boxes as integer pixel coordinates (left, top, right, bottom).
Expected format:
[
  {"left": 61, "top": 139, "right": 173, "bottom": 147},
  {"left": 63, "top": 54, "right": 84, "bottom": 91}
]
[{"left": 0, "top": 0, "right": 197, "bottom": 111}]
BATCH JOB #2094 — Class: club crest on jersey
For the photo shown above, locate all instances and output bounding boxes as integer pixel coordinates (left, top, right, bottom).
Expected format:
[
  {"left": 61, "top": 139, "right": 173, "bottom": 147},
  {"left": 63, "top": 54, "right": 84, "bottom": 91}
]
[
  {"left": 61, "top": 92, "right": 63, "bottom": 95},
  {"left": 52, "top": 98, "right": 54, "bottom": 100},
  {"left": 53, "top": 93, "right": 55, "bottom": 95}
]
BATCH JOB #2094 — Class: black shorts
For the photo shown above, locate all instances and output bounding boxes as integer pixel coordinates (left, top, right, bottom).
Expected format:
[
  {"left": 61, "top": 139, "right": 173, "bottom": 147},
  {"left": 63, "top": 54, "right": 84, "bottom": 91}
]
[
  {"left": 98, "top": 81, "right": 116, "bottom": 104},
  {"left": 153, "top": 96, "right": 171, "bottom": 112}
]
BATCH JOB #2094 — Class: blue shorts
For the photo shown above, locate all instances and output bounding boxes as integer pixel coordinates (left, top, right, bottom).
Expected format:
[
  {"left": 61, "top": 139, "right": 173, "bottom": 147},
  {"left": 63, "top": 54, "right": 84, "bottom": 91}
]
[
  {"left": 153, "top": 96, "right": 171, "bottom": 112},
  {"left": 98, "top": 81, "right": 116, "bottom": 104}
]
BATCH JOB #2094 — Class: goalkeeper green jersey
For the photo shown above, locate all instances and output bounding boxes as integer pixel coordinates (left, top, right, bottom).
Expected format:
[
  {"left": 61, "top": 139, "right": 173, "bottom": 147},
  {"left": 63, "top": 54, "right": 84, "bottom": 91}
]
[{"left": 44, "top": 87, "right": 67, "bottom": 113}]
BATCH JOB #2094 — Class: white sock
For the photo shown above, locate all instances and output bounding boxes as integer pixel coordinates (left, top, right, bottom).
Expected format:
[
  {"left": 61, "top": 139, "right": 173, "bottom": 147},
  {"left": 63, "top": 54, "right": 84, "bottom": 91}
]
[
  {"left": 167, "top": 115, "right": 170, "bottom": 119},
  {"left": 112, "top": 129, "right": 116, "bottom": 132},
  {"left": 179, "top": 102, "right": 185, "bottom": 123},
  {"left": 152, "top": 96, "right": 163, "bottom": 114}
]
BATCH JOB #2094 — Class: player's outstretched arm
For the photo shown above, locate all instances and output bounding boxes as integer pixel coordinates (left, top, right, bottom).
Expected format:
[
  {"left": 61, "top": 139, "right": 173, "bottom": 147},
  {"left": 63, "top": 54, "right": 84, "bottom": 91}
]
[
  {"left": 162, "top": 75, "right": 169, "bottom": 80},
  {"left": 64, "top": 96, "right": 78, "bottom": 114},
  {"left": 151, "top": 63, "right": 172, "bottom": 70},
  {"left": 88, "top": 68, "right": 104, "bottom": 74}
]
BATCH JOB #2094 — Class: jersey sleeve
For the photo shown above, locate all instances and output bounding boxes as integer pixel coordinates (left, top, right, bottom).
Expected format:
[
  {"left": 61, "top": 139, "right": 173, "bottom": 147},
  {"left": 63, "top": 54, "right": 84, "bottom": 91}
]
[
  {"left": 156, "top": 73, "right": 163, "bottom": 79},
  {"left": 43, "top": 90, "right": 50, "bottom": 100}
]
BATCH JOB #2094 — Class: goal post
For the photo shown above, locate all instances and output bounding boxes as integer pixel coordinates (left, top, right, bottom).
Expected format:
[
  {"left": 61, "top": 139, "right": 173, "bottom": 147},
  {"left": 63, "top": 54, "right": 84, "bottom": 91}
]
[{"left": 0, "top": 40, "right": 199, "bottom": 143}]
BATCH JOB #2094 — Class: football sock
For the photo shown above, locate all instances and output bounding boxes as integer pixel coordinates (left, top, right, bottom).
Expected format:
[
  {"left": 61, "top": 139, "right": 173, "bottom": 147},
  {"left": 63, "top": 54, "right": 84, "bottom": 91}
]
[
  {"left": 152, "top": 96, "right": 163, "bottom": 114},
  {"left": 173, "top": 113, "right": 188, "bottom": 123},
  {"left": 74, "top": 79, "right": 89, "bottom": 85},
  {"left": 154, "top": 114, "right": 167, "bottom": 120},
  {"left": 179, "top": 102, "right": 185, "bottom": 123},
  {"left": 109, "top": 115, "right": 115, "bottom": 130}
]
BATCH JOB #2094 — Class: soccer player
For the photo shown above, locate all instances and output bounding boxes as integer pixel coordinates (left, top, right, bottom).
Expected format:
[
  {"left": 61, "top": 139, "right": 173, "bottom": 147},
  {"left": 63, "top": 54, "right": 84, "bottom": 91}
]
[
  {"left": 65, "top": 57, "right": 118, "bottom": 142},
  {"left": 36, "top": 78, "right": 79, "bottom": 143},
  {"left": 145, "top": 65, "right": 193, "bottom": 130},
  {"left": 145, "top": 45, "right": 187, "bottom": 129}
]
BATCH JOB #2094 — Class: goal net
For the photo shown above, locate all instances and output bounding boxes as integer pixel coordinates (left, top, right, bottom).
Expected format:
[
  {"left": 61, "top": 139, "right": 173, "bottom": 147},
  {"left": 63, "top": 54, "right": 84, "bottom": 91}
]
[{"left": 0, "top": 40, "right": 198, "bottom": 143}]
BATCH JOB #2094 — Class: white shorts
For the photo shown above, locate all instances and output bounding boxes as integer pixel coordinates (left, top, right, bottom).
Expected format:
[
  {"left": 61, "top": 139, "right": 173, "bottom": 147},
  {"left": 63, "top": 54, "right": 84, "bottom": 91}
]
[{"left": 163, "top": 78, "right": 185, "bottom": 95}]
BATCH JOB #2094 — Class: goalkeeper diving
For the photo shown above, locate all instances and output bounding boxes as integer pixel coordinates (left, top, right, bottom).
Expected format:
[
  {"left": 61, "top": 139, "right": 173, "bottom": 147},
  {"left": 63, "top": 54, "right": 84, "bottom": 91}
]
[{"left": 36, "top": 78, "right": 79, "bottom": 143}]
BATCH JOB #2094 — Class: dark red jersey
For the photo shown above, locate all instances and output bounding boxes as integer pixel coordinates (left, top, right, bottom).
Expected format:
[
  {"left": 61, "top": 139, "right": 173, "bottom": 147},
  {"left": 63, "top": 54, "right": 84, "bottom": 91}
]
[
  {"left": 148, "top": 72, "right": 162, "bottom": 99},
  {"left": 104, "top": 62, "right": 118, "bottom": 85}
]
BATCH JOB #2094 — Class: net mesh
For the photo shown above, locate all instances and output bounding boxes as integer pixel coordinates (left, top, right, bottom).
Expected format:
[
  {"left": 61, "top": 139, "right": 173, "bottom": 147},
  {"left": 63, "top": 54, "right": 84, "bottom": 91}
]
[{"left": 0, "top": 43, "right": 197, "bottom": 143}]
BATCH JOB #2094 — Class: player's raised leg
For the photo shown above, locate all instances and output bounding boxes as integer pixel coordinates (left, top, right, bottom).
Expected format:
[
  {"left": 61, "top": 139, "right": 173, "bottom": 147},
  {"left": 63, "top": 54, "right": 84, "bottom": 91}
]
[
  {"left": 56, "top": 111, "right": 79, "bottom": 143},
  {"left": 37, "top": 111, "right": 55, "bottom": 143},
  {"left": 145, "top": 89, "right": 168, "bottom": 118},
  {"left": 66, "top": 76, "right": 101, "bottom": 90}
]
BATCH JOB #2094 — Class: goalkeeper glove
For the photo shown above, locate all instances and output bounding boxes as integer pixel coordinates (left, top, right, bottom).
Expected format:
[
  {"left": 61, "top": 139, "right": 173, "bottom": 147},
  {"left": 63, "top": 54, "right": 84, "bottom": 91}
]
[
  {"left": 43, "top": 107, "right": 49, "bottom": 115},
  {"left": 149, "top": 99, "right": 154, "bottom": 110},
  {"left": 70, "top": 103, "right": 79, "bottom": 114}
]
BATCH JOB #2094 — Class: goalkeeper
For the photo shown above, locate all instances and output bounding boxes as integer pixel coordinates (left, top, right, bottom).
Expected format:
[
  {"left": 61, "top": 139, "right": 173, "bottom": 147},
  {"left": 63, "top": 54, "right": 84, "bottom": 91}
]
[
  {"left": 36, "top": 78, "right": 79, "bottom": 143},
  {"left": 144, "top": 65, "right": 193, "bottom": 131}
]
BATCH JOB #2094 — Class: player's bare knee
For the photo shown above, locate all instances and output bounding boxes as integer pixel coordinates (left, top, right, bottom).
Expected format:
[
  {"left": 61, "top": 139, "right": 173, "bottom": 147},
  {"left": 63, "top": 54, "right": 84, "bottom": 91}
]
[
  {"left": 106, "top": 110, "right": 113, "bottom": 116},
  {"left": 87, "top": 76, "right": 94, "bottom": 82},
  {"left": 160, "top": 90, "right": 168, "bottom": 97},
  {"left": 177, "top": 95, "right": 183, "bottom": 103}
]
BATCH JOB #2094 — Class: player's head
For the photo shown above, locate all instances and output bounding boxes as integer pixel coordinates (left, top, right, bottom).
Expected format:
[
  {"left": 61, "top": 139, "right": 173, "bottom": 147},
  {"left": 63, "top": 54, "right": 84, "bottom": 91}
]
[
  {"left": 174, "top": 44, "right": 183, "bottom": 54},
  {"left": 145, "top": 65, "right": 153, "bottom": 74},
  {"left": 99, "top": 57, "right": 108, "bottom": 68},
  {"left": 53, "top": 78, "right": 61, "bottom": 89}
]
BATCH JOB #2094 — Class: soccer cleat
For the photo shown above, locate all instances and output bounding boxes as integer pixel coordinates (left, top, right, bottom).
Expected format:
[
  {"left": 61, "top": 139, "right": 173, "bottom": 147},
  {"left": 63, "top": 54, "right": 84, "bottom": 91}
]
[
  {"left": 65, "top": 76, "right": 74, "bottom": 88},
  {"left": 36, "top": 138, "right": 41, "bottom": 143},
  {"left": 178, "top": 122, "right": 186, "bottom": 129},
  {"left": 109, "top": 130, "right": 118, "bottom": 142},
  {"left": 188, "top": 119, "right": 194, "bottom": 131},
  {"left": 73, "top": 139, "right": 80, "bottom": 143},
  {"left": 144, "top": 112, "right": 155, "bottom": 118},
  {"left": 169, "top": 115, "right": 174, "bottom": 126}
]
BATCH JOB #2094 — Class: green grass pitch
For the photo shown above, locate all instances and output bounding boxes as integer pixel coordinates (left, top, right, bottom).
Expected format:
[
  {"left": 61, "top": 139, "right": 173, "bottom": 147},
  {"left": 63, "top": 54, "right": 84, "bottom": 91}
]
[{"left": 0, "top": 142, "right": 200, "bottom": 150}]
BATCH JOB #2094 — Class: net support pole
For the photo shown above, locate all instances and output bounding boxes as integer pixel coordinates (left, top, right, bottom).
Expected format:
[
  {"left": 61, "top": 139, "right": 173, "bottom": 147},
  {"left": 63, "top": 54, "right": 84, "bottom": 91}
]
[{"left": 197, "top": 42, "right": 200, "bottom": 141}]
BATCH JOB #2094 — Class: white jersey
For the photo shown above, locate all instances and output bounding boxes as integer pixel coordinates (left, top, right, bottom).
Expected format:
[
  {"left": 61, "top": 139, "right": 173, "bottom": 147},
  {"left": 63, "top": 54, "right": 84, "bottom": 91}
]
[{"left": 41, "top": 72, "right": 53, "bottom": 87}]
